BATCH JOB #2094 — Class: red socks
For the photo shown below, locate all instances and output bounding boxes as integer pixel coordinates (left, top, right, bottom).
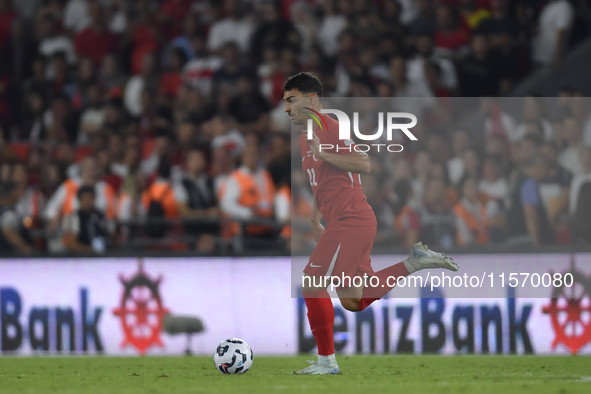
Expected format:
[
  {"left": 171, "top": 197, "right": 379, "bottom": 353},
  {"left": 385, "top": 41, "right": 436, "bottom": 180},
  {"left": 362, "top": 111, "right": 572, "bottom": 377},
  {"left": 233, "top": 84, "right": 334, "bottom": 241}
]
[
  {"left": 357, "top": 262, "right": 410, "bottom": 311},
  {"left": 303, "top": 289, "right": 335, "bottom": 356}
]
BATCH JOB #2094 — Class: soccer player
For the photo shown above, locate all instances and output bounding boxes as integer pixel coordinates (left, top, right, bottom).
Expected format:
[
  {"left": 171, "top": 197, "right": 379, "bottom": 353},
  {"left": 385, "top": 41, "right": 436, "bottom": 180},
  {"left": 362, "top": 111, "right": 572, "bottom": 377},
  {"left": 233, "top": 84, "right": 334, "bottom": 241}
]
[{"left": 283, "top": 72, "right": 459, "bottom": 375}]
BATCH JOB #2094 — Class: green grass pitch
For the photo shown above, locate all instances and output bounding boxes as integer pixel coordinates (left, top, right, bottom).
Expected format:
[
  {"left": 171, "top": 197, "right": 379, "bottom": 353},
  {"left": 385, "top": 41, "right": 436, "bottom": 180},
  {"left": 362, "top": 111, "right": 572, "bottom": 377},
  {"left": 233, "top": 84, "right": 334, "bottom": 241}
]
[{"left": 0, "top": 355, "right": 589, "bottom": 394}]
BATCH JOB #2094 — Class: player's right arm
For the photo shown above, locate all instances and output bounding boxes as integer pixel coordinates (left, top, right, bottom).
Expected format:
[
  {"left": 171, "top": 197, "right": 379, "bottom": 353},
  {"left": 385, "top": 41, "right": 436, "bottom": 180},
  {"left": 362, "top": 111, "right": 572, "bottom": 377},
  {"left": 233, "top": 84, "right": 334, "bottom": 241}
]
[{"left": 310, "top": 196, "right": 324, "bottom": 242}]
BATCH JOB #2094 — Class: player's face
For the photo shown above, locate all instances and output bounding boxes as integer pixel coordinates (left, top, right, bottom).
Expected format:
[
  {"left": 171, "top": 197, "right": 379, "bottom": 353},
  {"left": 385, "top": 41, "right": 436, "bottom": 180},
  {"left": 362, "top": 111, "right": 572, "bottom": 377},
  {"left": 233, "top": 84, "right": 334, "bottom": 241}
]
[{"left": 283, "top": 89, "right": 312, "bottom": 128}]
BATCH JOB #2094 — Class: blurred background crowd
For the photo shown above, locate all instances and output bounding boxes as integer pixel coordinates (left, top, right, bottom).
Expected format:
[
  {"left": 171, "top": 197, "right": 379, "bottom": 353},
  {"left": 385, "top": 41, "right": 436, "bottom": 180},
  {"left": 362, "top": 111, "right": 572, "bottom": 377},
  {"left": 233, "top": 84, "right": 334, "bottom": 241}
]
[{"left": 0, "top": 0, "right": 591, "bottom": 255}]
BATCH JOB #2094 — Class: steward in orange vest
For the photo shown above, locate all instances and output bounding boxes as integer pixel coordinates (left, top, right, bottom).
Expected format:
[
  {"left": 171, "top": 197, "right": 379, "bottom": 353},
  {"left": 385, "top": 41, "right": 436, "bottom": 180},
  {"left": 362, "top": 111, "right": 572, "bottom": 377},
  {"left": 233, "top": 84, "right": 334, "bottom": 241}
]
[
  {"left": 44, "top": 157, "right": 117, "bottom": 222},
  {"left": 218, "top": 144, "right": 275, "bottom": 238}
]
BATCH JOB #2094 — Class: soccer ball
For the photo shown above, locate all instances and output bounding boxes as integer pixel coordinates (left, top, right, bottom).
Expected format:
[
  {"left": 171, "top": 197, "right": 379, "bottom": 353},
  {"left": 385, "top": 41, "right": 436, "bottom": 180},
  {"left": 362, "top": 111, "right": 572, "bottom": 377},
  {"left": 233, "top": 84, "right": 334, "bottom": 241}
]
[{"left": 213, "top": 338, "right": 254, "bottom": 374}]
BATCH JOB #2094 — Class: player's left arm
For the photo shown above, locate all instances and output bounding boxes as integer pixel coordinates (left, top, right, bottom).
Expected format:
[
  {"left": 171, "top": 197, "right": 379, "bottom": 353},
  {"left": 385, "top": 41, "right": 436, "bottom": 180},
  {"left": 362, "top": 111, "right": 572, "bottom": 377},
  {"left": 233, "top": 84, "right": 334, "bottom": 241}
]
[{"left": 308, "top": 132, "right": 371, "bottom": 174}]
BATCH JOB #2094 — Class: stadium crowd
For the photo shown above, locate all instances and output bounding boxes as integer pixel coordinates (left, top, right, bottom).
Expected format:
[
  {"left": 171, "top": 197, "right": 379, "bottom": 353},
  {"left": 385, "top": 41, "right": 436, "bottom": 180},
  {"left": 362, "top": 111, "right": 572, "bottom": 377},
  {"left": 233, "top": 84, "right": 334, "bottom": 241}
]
[{"left": 0, "top": 0, "right": 591, "bottom": 255}]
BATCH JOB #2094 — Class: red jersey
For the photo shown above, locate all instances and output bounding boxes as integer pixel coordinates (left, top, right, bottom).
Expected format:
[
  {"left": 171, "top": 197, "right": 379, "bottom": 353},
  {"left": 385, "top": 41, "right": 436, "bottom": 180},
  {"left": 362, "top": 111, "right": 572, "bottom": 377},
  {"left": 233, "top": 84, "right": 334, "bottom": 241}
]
[{"left": 299, "top": 115, "right": 376, "bottom": 225}]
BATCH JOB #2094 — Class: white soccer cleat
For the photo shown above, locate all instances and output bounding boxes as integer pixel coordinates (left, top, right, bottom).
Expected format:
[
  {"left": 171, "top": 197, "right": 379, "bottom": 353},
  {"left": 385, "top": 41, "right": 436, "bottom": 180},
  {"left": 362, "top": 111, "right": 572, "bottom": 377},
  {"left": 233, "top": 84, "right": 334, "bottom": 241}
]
[
  {"left": 294, "top": 360, "right": 341, "bottom": 375},
  {"left": 406, "top": 242, "right": 459, "bottom": 272}
]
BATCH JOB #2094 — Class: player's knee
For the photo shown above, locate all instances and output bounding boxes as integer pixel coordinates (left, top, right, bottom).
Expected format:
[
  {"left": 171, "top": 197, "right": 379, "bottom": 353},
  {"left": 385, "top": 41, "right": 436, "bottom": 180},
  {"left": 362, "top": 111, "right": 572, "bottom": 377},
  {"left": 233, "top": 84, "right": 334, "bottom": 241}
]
[{"left": 340, "top": 297, "right": 361, "bottom": 312}]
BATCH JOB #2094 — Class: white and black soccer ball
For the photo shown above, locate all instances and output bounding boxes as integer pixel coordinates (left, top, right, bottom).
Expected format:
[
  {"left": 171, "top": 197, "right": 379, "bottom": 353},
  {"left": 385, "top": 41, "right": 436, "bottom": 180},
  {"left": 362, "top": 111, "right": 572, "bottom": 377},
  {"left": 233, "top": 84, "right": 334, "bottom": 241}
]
[{"left": 213, "top": 338, "right": 254, "bottom": 374}]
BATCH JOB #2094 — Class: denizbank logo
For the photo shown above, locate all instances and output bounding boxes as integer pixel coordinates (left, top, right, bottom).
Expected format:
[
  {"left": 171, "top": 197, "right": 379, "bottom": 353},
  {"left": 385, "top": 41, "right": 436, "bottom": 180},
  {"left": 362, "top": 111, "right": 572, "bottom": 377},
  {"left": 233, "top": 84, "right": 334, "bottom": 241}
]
[{"left": 304, "top": 108, "right": 417, "bottom": 152}]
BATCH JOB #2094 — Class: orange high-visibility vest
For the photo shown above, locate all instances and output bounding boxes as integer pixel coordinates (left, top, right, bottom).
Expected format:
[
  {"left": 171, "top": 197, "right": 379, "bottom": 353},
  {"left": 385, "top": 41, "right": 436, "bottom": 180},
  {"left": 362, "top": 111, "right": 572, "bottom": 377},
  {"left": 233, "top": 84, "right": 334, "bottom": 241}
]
[
  {"left": 219, "top": 168, "right": 275, "bottom": 237},
  {"left": 141, "top": 182, "right": 179, "bottom": 218},
  {"left": 453, "top": 202, "right": 489, "bottom": 245},
  {"left": 63, "top": 179, "right": 117, "bottom": 219}
]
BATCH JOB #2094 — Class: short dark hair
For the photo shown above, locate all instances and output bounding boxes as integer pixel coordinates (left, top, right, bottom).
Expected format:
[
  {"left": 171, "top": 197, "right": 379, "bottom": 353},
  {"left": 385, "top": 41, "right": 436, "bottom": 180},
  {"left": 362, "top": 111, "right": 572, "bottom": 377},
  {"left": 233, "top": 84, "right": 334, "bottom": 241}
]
[
  {"left": 283, "top": 72, "right": 323, "bottom": 97},
  {"left": 77, "top": 185, "right": 95, "bottom": 199}
]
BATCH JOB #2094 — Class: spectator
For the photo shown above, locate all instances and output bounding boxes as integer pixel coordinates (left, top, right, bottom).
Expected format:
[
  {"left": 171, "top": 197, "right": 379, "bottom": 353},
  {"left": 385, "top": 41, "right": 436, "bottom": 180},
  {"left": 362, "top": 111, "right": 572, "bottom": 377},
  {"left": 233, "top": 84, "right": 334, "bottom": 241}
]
[
  {"left": 479, "top": 154, "right": 508, "bottom": 202},
  {"left": 408, "top": 31, "right": 458, "bottom": 92},
  {"left": 540, "top": 141, "right": 571, "bottom": 224},
  {"left": 207, "top": 0, "right": 254, "bottom": 54},
  {"left": 63, "top": 0, "right": 91, "bottom": 35},
  {"left": 482, "top": 97, "right": 518, "bottom": 144},
  {"left": 568, "top": 144, "right": 591, "bottom": 215},
  {"left": 162, "top": 14, "right": 197, "bottom": 66},
  {"left": 559, "top": 117, "right": 586, "bottom": 176},
  {"left": 390, "top": 56, "right": 436, "bottom": 117},
  {"left": 158, "top": 0, "right": 194, "bottom": 40},
  {"left": 227, "top": 75, "right": 271, "bottom": 135},
  {"left": 212, "top": 43, "right": 245, "bottom": 98},
  {"left": 515, "top": 95, "right": 554, "bottom": 141},
  {"left": 476, "top": 0, "right": 518, "bottom": 40},
  {"left": 62, "top": 185, "right": 110, "bottom": 254},
  {"left": 479, "top": 154, "right": 507, "bottom": 242},
  {"left": 532, "top": 0, "right": 574, "bottom": 67},
  {"left": 407, "top": 0, "right": 437, "bottom": 36},
  {"left": 181, "top": 33, "right": 223, "bottom": 97},
  {"left": 415, "top": 177, "right": 457, "bottom": 250},
  {"left": 461, "top": 148, "right": 481, "bottom": 181},
  {"left": 44, "top": 93, "right": 79, "bottom": 143},
  {"left": 179, "top": 148, "right": 219, "bottom": 251},
  {"left": 140, "top": 132, "right": 172, "bottom": 176},
  {"left": 0, "top": 182, "right": 35, "bottom": 255},
  {"left": 124, "top": 52, "right": 157, "bottom": 117},
  {"left": 290, "top": 0, "right": 317, "bottom": 58},
  {"left": 158, "top": 47, "right": 187, "bottom": 99},
  {"left": 118, "top": 144, "right": 142, "bottom": 199},
  {"left": 73, "top": 2, "right": 117, "bottom": 66},
  {"left": 447, "top": 129, "right": 470, "bottom": 186},
  {"left": 37, "top": 13, "right": 76, "bottom": 65},
  {"left": 69, "top": 57, "right": 96, "bottom": 110},
  {"left": 99, "top": 54, "right": 126, "bottom": 95},
  {"left": 21, "top": 57, "right": 48, "bottom": 101},
  {"left": 219, "top": 142, "right": 275, "bottom": 239},
  {"left": 18, "top": 89, "right": 46, "bottom": 142},
  {"left": 506, "top": 154, "right": 554, "bottom": 245},
  {"left": 457, "top": 33, "right": 498, "bottom": 97},
  {"left": 78, "top": 84, "right": 105, "bottom": 144},
  {"left": 454, "top": 176, "right": 488, "bottom": 246},
  {"left": 433, "top": 4, "right": 470, "bottom": 56},
  {"left": 12, "top": 162, "right": 44, "bottom": 228},
  {"left": 249, "top": 1, "right": 300, "bottom": 64},
  {"left": 519, "top": 134, "right": 542, "bottom": 167},
  {"left": 316, "top": 0, "right": 348, "bottom": 57}
]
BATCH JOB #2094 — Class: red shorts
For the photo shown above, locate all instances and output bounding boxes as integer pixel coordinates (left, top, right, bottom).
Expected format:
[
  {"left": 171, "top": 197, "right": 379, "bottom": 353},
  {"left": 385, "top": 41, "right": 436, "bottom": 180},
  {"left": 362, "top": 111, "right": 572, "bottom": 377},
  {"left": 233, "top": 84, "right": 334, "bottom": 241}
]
[{"left": 304, "top": 219, "right": 376, "bottom": 280}]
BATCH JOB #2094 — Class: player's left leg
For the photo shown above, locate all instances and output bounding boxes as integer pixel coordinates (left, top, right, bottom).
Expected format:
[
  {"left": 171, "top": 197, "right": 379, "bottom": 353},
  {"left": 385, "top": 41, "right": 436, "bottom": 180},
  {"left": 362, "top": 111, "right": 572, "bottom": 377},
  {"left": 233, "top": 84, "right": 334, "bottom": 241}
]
[{"left": 296, "top": 276, "right": 340, "bottom": 375}]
